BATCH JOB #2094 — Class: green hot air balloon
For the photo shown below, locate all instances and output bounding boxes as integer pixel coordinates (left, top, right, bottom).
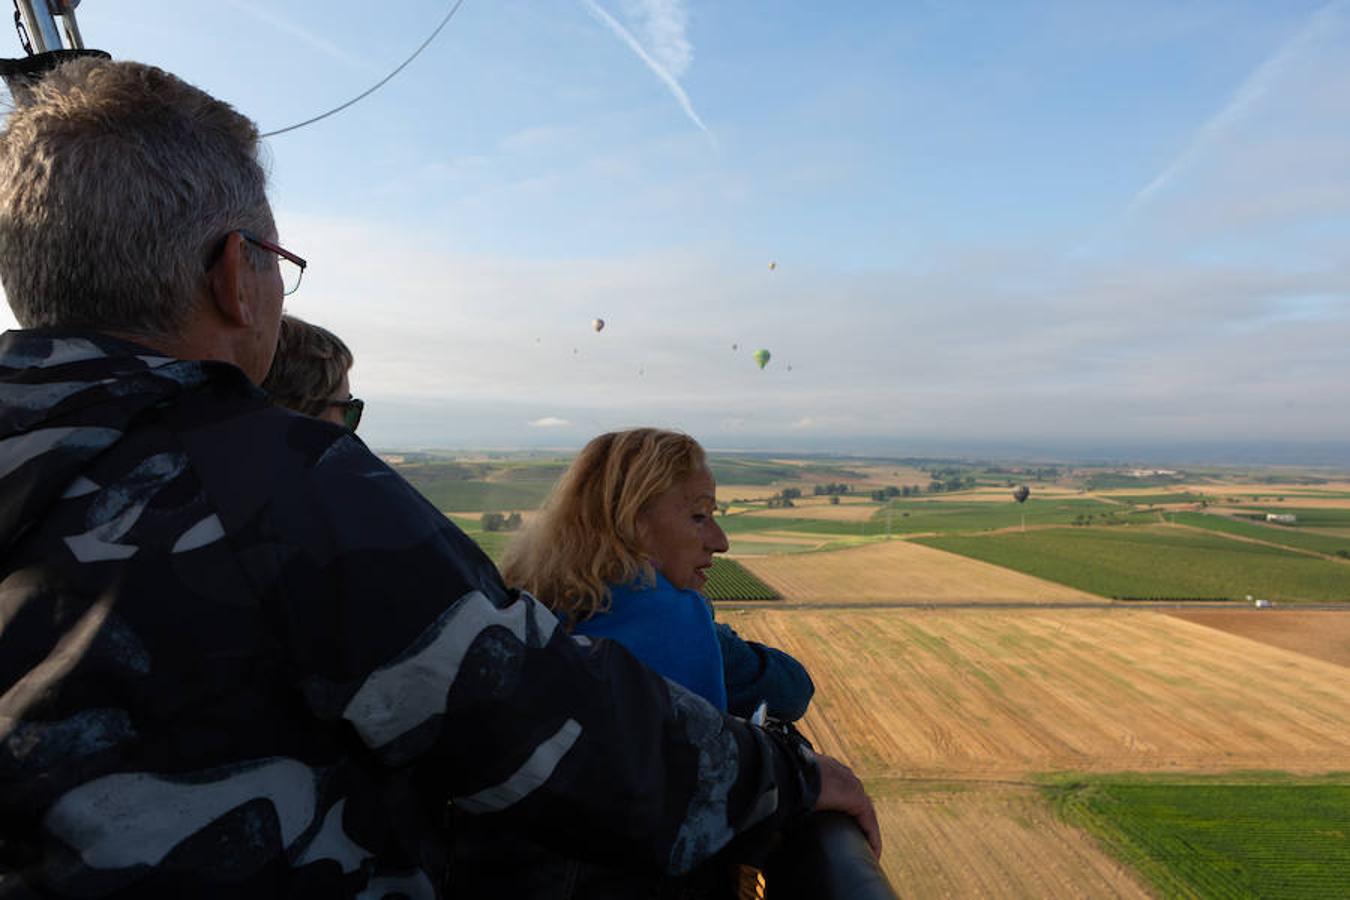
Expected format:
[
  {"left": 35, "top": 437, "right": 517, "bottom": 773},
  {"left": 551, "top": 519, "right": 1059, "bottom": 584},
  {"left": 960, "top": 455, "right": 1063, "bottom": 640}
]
[{"left": 753, "top": 348, "right": 771, "bottom": 370}]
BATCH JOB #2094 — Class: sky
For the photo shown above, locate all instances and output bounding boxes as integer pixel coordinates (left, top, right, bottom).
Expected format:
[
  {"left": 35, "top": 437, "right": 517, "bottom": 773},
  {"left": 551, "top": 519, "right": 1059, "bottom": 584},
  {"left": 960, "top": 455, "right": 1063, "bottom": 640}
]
[{"left": 3, "top": 0, "right": 1349, "bottom": 460}]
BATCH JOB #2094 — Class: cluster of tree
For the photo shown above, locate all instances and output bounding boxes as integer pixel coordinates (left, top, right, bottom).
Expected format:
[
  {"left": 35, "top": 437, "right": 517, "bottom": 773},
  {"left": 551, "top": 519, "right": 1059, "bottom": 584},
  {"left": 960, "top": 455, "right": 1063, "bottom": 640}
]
[
  {"left": 813, "top": 483, "right": 852, "bottom": 496},
  {"left": 1071, "top": 513, "right": 1128, "bottom": 527},
  {"left": 763, "top": 487, "right": 802, "bottom": 509},
  {"left": 869, "top": 485, "right": 920, "bottom": 501},
  {"left": 481, "top": 511, "right": 524, "bottom": 532},
  {"left": 927, "top": 475, "right": 976, "bottom": 493}
]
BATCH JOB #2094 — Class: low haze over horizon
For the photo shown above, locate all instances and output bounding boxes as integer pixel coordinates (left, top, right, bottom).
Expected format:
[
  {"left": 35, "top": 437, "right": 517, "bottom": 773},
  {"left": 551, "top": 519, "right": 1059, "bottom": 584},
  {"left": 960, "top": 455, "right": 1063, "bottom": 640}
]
[{"left": 3, "top": 1, "right": 1348, "bottom": 460}]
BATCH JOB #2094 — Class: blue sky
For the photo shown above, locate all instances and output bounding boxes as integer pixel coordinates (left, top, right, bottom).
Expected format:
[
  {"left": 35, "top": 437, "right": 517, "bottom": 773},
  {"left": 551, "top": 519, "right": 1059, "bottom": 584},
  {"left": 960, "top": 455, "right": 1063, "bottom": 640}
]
[{"left": 3, "top": 1, "right": 1349, "bottom": 457}]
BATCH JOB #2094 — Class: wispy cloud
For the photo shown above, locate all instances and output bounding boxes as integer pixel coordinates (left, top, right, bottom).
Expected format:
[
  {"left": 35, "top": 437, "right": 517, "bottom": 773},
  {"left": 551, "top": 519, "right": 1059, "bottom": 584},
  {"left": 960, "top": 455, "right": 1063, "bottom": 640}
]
[
  {"left": 1127, "top": 0, "right": 1348, "bottom": 214},
  {"left": 581, "top": 0, "right": 712, "bottom": 136},
  {"left": 225, "top": 0, "right": 380, "bottom": 75},
  {"left": 529, "top": 416, "right": 572, "bottom": 428}
]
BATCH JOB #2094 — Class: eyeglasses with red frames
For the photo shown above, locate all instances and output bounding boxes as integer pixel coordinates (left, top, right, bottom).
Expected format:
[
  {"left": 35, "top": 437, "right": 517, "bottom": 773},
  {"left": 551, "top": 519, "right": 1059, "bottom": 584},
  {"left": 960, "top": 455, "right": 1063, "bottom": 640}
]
[{"left": 239, "top": 230, "right": 307, "bottom": 295}]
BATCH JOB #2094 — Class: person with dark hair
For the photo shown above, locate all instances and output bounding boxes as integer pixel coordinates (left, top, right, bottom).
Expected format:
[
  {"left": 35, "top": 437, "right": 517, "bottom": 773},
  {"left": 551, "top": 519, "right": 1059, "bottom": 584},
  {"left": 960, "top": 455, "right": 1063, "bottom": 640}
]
[
  {"left": 261, "top": 314, "right": 363, "bottom": 431},
  {"left": 0, "top": 59, "right": 877, "bottom": 898}
]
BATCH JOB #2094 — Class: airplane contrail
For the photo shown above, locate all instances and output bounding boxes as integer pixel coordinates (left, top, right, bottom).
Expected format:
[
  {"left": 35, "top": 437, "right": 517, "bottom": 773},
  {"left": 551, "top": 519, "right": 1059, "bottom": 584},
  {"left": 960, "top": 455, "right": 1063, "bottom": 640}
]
[
  {"left": 1128, "top": 0, "right": 1350, "bottom": 215},
  {"left": 581, "top": 0, "right": 712, "bottom": 137},
  {"left": 226, "top": 0, "right": 381, "bottom": 76},
  {"left": 1127, "top": 0, "right": 1348, "bottom": 215}
]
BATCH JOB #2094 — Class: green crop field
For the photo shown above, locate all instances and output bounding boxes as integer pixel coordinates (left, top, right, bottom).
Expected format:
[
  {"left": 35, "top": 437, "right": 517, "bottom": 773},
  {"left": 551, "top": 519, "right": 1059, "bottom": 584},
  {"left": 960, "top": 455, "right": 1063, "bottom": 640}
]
[
  {"left": 914, "top": 525, "right": 1350, "bottom": 602},
  {"left": 1168, "top": 512, "right": 1350, "bottom": 558},
  {"left": 1100, "top": 492, "right": 1208, "bottom": 505},
  {"left": 1085, "top": 473, "right": 1189, "bottom": 489},
  {"left": 718, "top": 515, "right": 874, "bottom": 536},
  {"left": 1234, "top": 507, "right": 1350, "bottom": 528},
  {"left": 447, "top": 515, "right": 515, "bottom": 563},
  {"left": 876, "top": 497, "right": 1142, "bottom": 534},
  {"left": 717, "top": 498, "right": 1163, "bottom": 539},
  {"left": 702, "top": 558, "right": 780, "bottom": 601},
  {"left": 1045, "top": 776, "right": 1350, "bottom": 899},
  {"left": 707, "top": 457, "right": 804, "bottom": 485},
  {"left": 726, "top": 539, "right": 822, "bottom": 555},
  {"left": 401, "top": 477, "right": 556, "bottom": 513}
]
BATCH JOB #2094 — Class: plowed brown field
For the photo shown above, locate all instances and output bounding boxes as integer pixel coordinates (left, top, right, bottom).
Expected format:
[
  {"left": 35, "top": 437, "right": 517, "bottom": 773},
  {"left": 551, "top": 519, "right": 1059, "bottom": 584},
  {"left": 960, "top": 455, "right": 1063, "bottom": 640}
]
[
  {"left": 726, "top": 607, "right": 1350, "bottom": 778},
  {"left": 1168, "top": 609, "right": 1350, "bottom": 668},
  {"left": 872, "top": 784, "right": 1152, "bottom": 898},
  {"left": 738, "top": 539, "right": 1102, "bottom": 604}
]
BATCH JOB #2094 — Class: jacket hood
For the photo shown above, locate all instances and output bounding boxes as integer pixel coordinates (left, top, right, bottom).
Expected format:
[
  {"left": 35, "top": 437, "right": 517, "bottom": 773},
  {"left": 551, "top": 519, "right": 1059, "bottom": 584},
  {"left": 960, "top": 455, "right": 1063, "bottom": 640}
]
[{"left": 0, "top": 328, "right": 235, "bottom": 554}]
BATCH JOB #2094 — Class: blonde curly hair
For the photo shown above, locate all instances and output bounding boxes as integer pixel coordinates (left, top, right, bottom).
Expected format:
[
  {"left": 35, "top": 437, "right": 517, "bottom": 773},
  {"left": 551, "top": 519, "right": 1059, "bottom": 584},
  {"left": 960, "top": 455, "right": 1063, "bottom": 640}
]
[{"left": 501, "top": 428, "right": 706, "bottom": 626}]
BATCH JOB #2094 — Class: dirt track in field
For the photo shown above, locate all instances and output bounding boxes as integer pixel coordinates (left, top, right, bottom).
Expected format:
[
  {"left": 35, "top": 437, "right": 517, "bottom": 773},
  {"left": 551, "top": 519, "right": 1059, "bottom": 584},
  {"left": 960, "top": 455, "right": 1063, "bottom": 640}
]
[
  {"left": 871, "top": 783, "right": 1153, "bottom": 899},
  {"left": 1167, "top": 609, "right": 1350, "bottom": 668},
  {"left": 738, "top": 539, "right": 1103, "bottom": 604}
]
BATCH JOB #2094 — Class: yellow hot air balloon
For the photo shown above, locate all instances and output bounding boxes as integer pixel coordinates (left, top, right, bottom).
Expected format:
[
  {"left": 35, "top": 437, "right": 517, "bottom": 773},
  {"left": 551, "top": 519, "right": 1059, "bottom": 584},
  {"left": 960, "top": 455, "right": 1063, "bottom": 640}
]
[
  {"left": 753, "top": 348, "right": 771, "bottom": 370},
  {"left": 768, "top": 261, "right": 777, "bottom": 271},
  {"left": 592, "top": 318, "right": 605, "bottom": 332}
]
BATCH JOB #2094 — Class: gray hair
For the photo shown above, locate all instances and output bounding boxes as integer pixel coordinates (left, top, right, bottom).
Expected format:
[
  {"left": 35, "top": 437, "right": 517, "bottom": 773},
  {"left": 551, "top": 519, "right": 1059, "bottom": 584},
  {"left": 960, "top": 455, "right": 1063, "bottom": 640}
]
[{"left": 0, "top": 58, "right": 273, "bottom": 337}]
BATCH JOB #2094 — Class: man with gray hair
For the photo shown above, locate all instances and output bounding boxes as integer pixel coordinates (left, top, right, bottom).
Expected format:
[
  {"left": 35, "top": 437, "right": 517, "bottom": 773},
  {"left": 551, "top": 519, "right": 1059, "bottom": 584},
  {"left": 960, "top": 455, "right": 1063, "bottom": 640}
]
[{"left": 0, "top": 60, "right": 877, "bottom": 897}]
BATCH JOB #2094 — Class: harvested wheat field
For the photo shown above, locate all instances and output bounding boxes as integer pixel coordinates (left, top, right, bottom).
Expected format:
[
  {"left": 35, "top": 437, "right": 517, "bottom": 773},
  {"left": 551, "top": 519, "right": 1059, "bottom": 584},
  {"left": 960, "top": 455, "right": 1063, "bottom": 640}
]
[
  {"left": 725, "top": 607, "right": 1350, "bottom": 779},
  {"left": 870, "top": 783, "right": 1152, "bottom": 899},
  {"left": 1168, "top": 609, "right": 1350, "bottom": 668},
  {"left": 716, "top": 484, "right": 785, "bottom": 501},
  {"left": 738, "top": 539, "right": 1101, "bottom": 604}
]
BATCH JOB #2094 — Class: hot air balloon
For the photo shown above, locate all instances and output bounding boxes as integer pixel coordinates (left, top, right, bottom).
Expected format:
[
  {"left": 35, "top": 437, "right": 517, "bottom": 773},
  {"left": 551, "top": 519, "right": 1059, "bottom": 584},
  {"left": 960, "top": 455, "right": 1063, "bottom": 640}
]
[
  {"left": 731, "top": 343, "right": 739, "bottom": 351},
  {"left": 1013, "top": 485, "right": 1030, "bottom": 503},
  {"left": 753, "top": 349, "right": 771, "bottom": 370},
  {"left": 768, "top": 261, "right": 777, "bottom": 271},
  {"left": 592, "top": 318, "right": 605, "bottom": 333}
]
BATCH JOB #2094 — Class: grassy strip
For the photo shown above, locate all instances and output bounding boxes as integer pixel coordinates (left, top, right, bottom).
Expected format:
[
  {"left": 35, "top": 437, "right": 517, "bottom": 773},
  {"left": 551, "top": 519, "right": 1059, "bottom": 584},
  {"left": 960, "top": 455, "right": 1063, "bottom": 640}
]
[
  {"left": 914, "top": 526, "right": 1350, "bottom": 602},
  {"left": 1042, "top": 775, "right": 1350, "bottom": 899}
]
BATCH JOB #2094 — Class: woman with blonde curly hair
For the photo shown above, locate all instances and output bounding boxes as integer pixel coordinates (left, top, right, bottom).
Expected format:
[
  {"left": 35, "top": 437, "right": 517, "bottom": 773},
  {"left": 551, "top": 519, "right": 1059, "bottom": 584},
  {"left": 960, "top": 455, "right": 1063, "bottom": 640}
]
[
  {"left": 502, "top": 427, "right": 812, "bottom": 719},
  {"left": 453, "top": 429, "right": 817, "bottom": 899}
]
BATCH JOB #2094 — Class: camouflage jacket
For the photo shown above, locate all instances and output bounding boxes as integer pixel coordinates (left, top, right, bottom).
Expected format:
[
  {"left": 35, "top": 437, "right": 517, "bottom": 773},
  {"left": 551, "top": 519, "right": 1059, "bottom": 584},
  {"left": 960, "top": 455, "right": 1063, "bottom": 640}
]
[{"left": 0, "top": 329, "right": 819, "bottom": 898}]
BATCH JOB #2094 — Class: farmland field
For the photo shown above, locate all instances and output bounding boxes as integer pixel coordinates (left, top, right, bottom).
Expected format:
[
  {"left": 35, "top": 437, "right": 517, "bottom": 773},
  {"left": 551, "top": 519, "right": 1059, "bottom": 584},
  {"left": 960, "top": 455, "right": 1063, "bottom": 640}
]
[
  {"left": 736, "top": 539, "right": 1101, "bottom": 604},
  {"left": 700, "top": 558, "right": 779, "bottom": 601},
  {"left": 749, "top": 500, "right": 881, "bottom": 522},
  {"left": 724, "top": 606, "right": 1350, "bottom": 895},
  {"left": 725, "top": 608, "right": 1350, "bottom": 778},
  {"left": 915, "top": 525, "right": 1350, "bottom": 602},
  {"left": 1234, "top": 506, "right": 1350, "bottom": 527},
  {"left": 391, "top": 453, "right": 1350, "bottom": 896},
  {"left": 876, "top": 497, "right": 1144, "bottom": 534},
  {"left": 1168, "top": 609, "right": 1350, "bottom": 667},
  {"left": 871, "top": 783, "right": 1152, "bottom": 898},
  {"left": 1168, "top": 510, "right": 1350, "bottom": 557},
  {"left": 1046, "top": 776, "right": 1350, "bottom": 899}
]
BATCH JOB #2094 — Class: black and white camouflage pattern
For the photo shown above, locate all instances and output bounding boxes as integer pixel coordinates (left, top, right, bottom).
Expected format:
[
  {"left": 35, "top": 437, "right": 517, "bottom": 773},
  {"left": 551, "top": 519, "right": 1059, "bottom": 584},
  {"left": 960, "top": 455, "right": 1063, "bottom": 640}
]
[{"left": 0, "top": 329, "right": 818, "bottom": 898}]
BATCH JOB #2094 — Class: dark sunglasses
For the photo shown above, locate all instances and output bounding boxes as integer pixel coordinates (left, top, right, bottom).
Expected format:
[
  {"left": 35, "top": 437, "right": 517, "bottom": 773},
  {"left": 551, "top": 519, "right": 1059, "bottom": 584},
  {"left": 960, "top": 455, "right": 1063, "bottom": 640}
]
[{"left": 330, "top": 397, "right": 364, "bottom": 432}]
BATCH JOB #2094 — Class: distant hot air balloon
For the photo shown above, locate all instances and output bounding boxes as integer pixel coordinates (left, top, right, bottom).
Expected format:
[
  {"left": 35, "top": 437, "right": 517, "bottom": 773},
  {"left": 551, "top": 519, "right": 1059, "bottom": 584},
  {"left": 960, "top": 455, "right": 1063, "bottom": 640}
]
[
  {"left": 1013, "top": 485, "right": 1030, "bottom": 504},
  {"left": 731, "top": 343, "right": 739, "bottom": 351},
  {"left": 592, "top": 318, "right": 605, "bottom": 333},
  {"left": 753, "top": 349, "right": 771, "bottom": 370},
  {"left": 768, "top": 261, "right": 777, "bottom": 271}
]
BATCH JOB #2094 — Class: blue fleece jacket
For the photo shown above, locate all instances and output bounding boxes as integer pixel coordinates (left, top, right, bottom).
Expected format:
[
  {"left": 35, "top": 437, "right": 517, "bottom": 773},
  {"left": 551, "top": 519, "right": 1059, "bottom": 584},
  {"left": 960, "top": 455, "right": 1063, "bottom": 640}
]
[{"left": 574, "top": 572, "right": 728, "bottom": 711}]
